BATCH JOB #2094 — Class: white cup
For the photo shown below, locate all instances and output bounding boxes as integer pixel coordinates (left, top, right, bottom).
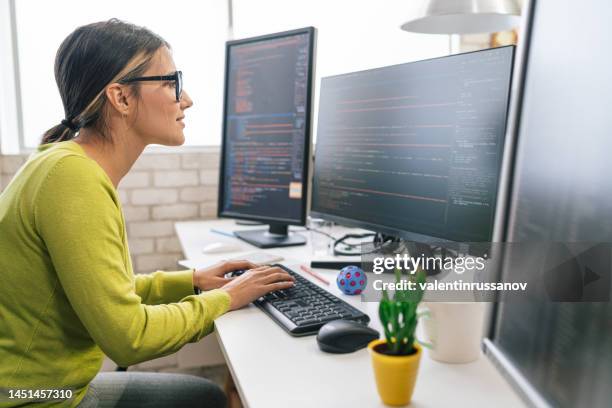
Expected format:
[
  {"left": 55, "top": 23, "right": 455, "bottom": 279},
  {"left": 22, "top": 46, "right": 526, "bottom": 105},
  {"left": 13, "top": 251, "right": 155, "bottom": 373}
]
[{"left": 418, "top": 302, "right": 486, "bottom": 364}]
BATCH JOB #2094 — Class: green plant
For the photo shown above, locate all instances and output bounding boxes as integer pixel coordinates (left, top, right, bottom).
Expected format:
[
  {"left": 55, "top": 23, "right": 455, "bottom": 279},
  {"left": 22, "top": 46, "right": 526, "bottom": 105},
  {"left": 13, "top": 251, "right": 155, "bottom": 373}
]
[{"left": 378, "top": 268, "right": 426, "bottom": 355}]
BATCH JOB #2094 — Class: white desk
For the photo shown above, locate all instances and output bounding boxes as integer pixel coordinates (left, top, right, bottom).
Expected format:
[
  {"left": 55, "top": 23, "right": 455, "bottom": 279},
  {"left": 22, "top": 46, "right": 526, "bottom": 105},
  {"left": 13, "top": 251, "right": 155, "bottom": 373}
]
[{"left": 175, "top": 219, "right": 524, "bottom": 408}]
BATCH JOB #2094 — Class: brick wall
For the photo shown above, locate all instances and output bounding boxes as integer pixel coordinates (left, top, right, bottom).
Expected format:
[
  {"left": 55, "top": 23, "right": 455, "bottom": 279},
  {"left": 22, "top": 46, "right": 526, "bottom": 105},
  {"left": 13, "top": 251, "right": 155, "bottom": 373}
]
[{"left": 0, "top": 149, "right": 220, "bottom": 273}]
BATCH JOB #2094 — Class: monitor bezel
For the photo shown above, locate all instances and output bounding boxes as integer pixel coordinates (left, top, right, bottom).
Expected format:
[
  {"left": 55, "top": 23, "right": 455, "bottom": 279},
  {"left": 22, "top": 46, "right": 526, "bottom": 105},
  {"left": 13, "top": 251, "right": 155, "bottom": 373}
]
[
  {"left": 310, "top": 45, "right": 516, "bottom": 246},
  {"left": 482, "top": 1, "right": 556, "bottom": 407},
  {"left": 217, "top": 26, "right": 316, "bottom": 226}
]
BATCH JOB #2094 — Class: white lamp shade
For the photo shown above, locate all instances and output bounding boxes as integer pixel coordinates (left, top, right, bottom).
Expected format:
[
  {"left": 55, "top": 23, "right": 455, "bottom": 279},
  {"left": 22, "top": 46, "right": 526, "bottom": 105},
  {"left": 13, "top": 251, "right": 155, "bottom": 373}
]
[{"left": 401, "top": 0, "right": 521, "bottom": 34}]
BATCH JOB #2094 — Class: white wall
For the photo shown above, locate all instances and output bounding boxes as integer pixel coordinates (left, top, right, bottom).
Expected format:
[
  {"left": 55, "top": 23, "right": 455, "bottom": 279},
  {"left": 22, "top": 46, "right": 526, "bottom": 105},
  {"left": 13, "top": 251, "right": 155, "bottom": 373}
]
[{"left": 233, "top": 0, "right": 450, "bottom": 140}]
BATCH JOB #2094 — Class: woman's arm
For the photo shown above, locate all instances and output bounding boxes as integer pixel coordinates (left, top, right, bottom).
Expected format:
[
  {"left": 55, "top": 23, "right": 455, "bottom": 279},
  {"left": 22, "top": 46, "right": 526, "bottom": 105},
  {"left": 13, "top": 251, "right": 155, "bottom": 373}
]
[
  {"left": 134, "top": 258, "right": 258, "bottom": 305},
  {"left": 35, "top": 157, "right": 230, "bottom": 366},
  {"left": 134, "top": 270, "right": 196, "bottom": 305}
]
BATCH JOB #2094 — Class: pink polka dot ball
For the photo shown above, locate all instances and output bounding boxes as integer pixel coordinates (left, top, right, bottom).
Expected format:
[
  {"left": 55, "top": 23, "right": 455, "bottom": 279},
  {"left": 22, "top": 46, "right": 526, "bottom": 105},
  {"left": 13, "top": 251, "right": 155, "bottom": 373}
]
[{"left": 336, "top": 265, "right": 367, "bottom": 295}]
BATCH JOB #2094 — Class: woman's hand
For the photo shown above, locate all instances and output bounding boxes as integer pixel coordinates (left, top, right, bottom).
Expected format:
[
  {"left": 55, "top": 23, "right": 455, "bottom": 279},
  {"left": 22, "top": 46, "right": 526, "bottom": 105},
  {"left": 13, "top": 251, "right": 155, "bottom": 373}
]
[
  {"left": 193, "top": 260, "right": 257, "bottom": 291},
  {"left": 221, "top": 265, "right": 296, "bottom": 310}
]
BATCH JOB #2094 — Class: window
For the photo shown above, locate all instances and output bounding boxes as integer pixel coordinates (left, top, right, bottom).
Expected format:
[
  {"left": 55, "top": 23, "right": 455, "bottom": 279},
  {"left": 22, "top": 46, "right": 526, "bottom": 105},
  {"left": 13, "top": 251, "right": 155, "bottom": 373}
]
[
  {"left": 0, "top": 0, "right": 20, "bottom": 154},
  {"left": 2, "top": 0, "right": 449, "bottom": 152},
  {"left": 14, "top": 0, "right": 229, "bottom": 148}
]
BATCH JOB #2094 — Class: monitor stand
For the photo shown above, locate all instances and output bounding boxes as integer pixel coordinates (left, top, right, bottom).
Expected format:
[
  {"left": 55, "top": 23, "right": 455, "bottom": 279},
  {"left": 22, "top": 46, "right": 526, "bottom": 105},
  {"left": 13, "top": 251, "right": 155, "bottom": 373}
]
[
  {"left": 234, "top": 223, "right": 306, "bottom": 249},
  {"left": 405, "top": 242, "right": 442, "bottom": 276},
  {"left": 235, "top": 220, "right": 264, "bottom": 226}
]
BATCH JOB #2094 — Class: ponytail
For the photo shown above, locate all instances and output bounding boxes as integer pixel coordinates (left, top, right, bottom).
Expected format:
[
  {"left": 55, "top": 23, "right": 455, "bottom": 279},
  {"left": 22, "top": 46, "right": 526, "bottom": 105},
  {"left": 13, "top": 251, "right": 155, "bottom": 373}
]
[{"left": 41, "top": 119, "right": 80, "bottom": 144}]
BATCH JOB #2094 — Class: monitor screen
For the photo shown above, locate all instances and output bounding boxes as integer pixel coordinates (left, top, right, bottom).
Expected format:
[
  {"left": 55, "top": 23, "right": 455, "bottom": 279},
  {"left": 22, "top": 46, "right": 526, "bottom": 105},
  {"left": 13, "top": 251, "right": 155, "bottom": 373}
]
[
  {"left": 484, "top": 1, "right": 612, "bottom": 407},
  {"left": 218, "top": 28, "right": 315, "bottom": 225},
  {"left": 311, "top": 46, "right": 514, "bottom": 243}
]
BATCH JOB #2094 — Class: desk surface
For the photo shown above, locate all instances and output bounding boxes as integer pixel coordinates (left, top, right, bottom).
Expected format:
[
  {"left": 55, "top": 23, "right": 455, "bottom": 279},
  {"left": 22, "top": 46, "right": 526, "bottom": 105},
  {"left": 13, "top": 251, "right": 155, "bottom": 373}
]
[{"left": 176, "top": 219, "right": 523, "bottom": 408}]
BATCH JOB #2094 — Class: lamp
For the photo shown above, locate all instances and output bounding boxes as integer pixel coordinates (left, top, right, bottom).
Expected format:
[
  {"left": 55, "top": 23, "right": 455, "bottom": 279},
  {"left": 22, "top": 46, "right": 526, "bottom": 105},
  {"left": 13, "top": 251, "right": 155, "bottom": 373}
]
[{"left": 401, "top": 0, "right": 521, "bottom": 34}]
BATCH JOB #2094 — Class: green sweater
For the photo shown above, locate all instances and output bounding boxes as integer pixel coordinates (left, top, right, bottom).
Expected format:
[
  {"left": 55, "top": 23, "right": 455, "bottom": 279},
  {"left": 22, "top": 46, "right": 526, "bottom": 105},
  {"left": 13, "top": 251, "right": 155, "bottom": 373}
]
[{"left": 0, "top": 141, "right": 230, "bottom": 407}]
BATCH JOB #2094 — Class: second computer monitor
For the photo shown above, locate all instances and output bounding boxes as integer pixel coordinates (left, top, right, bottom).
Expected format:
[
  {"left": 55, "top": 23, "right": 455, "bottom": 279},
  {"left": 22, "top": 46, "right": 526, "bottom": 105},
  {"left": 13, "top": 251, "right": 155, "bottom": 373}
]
[
  {"left": 312, "top": 46, "right": 515, "bottom": 244},
  {"left": 218, "top": 27, "right": 316, "bottom": 248}
]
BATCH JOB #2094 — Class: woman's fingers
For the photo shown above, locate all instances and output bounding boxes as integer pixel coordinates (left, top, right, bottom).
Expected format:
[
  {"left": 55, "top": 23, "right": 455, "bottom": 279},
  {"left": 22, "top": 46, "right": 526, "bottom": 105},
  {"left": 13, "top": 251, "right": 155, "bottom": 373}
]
[
  {"left": 252, "top": 265, "right": 283, "bottom": 275},
  {"left": 261, "top": 271, "right": 295, "bottom": 285},
  {"left": 221, "top": 265, "right": 296, "bottom": 310},
  {"left": 267, "top": 281, "right": 296, "bottom": 291},
  {"left": 248, "top": 265, "right": 269, "bottom": 272},
  {"left": 222, "top": 259, "right": 257, "bottom": 272}
]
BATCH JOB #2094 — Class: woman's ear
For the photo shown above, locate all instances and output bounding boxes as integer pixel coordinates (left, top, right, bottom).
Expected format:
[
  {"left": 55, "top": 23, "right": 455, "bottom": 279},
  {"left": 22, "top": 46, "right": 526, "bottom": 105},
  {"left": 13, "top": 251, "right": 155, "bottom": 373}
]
[{"left": 105, "top": 83, "right": 131, "bottom": 116}]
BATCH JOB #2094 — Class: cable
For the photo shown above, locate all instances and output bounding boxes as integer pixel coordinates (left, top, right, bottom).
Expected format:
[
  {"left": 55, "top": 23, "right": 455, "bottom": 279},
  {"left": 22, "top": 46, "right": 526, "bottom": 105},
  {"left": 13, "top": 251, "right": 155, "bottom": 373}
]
[
  {"left": 332, "top": 233, "right": 375, "bottom": 256},
  {"left": 300, "top": 226, "right": 405, "bottom": 257},
  {"left": 330, "top": 232, "right": 404, "bottom": 256},
  {"left": 304, "top": 226, "right": 337, "bottom": 241}
]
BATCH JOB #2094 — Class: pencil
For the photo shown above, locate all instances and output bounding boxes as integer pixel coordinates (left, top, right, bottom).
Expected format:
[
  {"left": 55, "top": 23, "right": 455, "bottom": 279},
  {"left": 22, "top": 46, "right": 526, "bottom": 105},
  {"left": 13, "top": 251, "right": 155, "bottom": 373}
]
[{"left": 300, "top": 264, "right": 330, "bottom": 286}]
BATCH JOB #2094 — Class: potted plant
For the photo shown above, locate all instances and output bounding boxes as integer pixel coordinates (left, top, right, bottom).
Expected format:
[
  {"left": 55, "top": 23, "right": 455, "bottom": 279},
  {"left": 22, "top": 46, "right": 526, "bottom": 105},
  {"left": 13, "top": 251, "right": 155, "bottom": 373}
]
[{"left": 368, "top": 268, "right": 426, "bottom": 406}]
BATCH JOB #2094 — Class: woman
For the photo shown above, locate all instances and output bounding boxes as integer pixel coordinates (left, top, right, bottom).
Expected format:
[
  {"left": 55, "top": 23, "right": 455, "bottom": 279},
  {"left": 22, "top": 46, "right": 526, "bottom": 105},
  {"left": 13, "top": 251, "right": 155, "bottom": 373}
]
[{"left": 0, "top": 19, "right": 295, "bottom": 407}]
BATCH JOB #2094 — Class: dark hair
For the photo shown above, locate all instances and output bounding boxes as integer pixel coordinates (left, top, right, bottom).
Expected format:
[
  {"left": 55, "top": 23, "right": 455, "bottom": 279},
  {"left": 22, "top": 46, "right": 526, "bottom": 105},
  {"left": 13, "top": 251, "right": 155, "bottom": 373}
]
[{"left": 41, "top": 19, "right": 169, "bottom": 145}]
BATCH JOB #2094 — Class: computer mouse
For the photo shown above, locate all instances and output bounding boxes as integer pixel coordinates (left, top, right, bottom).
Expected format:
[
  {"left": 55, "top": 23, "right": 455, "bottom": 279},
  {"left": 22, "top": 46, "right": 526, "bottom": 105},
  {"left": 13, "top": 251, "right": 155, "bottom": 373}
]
[
  {"left": 202, "top": 242, "right": 242, "bottom": 254},
  {"left": 316, "top": 319, "right": 380, "bottom": 354}
]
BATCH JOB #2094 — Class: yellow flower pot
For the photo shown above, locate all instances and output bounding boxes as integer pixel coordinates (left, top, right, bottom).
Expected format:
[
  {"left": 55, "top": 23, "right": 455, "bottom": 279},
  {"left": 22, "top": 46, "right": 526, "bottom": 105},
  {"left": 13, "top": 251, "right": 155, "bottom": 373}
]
[{"left": 368, "top": 339, "right": 422, "bottom": 406}]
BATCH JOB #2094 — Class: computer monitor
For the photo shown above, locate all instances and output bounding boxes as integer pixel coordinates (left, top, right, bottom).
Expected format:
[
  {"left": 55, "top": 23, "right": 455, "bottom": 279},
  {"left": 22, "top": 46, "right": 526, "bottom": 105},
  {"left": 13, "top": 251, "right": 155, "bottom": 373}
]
[
  {"left": 218, "top": 27, "right": 316, "bottom": 248},
  {"left": 311, "top": 46, "right": 515, "bottom": 248},
  {"left": 484, "top": 1, "right": 612, "bottom": 406}
]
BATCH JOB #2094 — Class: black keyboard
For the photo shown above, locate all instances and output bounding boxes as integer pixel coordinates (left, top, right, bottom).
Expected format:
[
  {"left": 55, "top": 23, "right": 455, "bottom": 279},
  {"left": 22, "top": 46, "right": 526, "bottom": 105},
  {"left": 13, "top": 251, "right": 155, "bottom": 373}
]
[{"left": 229, "top": 264, "right": 369, "bottom": 336}]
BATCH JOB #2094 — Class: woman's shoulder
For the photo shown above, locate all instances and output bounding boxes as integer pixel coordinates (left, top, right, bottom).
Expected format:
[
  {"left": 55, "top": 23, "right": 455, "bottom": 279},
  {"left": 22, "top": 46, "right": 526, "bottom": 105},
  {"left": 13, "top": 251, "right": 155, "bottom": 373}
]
[
  {"left": 30, "top": 142, "right": 117, "bottom": 208},
  {"left": 31, "top": 144, "right": 124, "bottom": 238},
  {"left": 34, "top": 141, "right": 110, "bottom": 185},
  {"left": 0, "top": 141, "right": 121, "bottom": 231},
  {"left": 2, "top": 141, "right": 110, "bottom": 202}
]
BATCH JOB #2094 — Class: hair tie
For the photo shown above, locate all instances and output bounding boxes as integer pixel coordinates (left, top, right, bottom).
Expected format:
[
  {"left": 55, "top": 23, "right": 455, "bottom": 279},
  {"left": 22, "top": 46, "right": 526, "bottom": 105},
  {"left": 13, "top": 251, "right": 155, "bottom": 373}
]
[{"left": 61, "top": 118, "right": 79, "bottom": 132}]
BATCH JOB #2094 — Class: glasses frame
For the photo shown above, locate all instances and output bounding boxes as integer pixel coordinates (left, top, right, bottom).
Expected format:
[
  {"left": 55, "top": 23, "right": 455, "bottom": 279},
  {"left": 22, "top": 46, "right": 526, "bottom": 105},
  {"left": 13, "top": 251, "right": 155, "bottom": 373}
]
[{"left": 120, "top": 70, "right": 183, "bottom": 102}]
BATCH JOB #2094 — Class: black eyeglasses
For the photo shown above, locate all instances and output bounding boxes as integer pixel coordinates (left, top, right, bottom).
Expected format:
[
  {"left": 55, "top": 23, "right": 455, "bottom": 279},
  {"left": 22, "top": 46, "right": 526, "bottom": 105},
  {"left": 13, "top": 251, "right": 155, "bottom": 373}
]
[{"left": 120, "top": 70, "right": 183, "bottom": 102}]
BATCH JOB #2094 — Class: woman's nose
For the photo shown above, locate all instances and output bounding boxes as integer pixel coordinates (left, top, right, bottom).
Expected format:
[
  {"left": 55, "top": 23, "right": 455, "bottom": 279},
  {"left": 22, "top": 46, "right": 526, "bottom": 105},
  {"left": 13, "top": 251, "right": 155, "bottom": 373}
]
[{"left": 181, "top": 90, "right": 193, "bottom": 109}]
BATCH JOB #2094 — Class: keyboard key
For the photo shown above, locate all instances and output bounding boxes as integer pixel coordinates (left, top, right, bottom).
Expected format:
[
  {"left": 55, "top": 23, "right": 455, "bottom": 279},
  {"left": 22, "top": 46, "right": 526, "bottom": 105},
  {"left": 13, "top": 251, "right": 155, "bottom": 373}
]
[{"left": 299, "top": 319, "right": 318, "bottom": 326}]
